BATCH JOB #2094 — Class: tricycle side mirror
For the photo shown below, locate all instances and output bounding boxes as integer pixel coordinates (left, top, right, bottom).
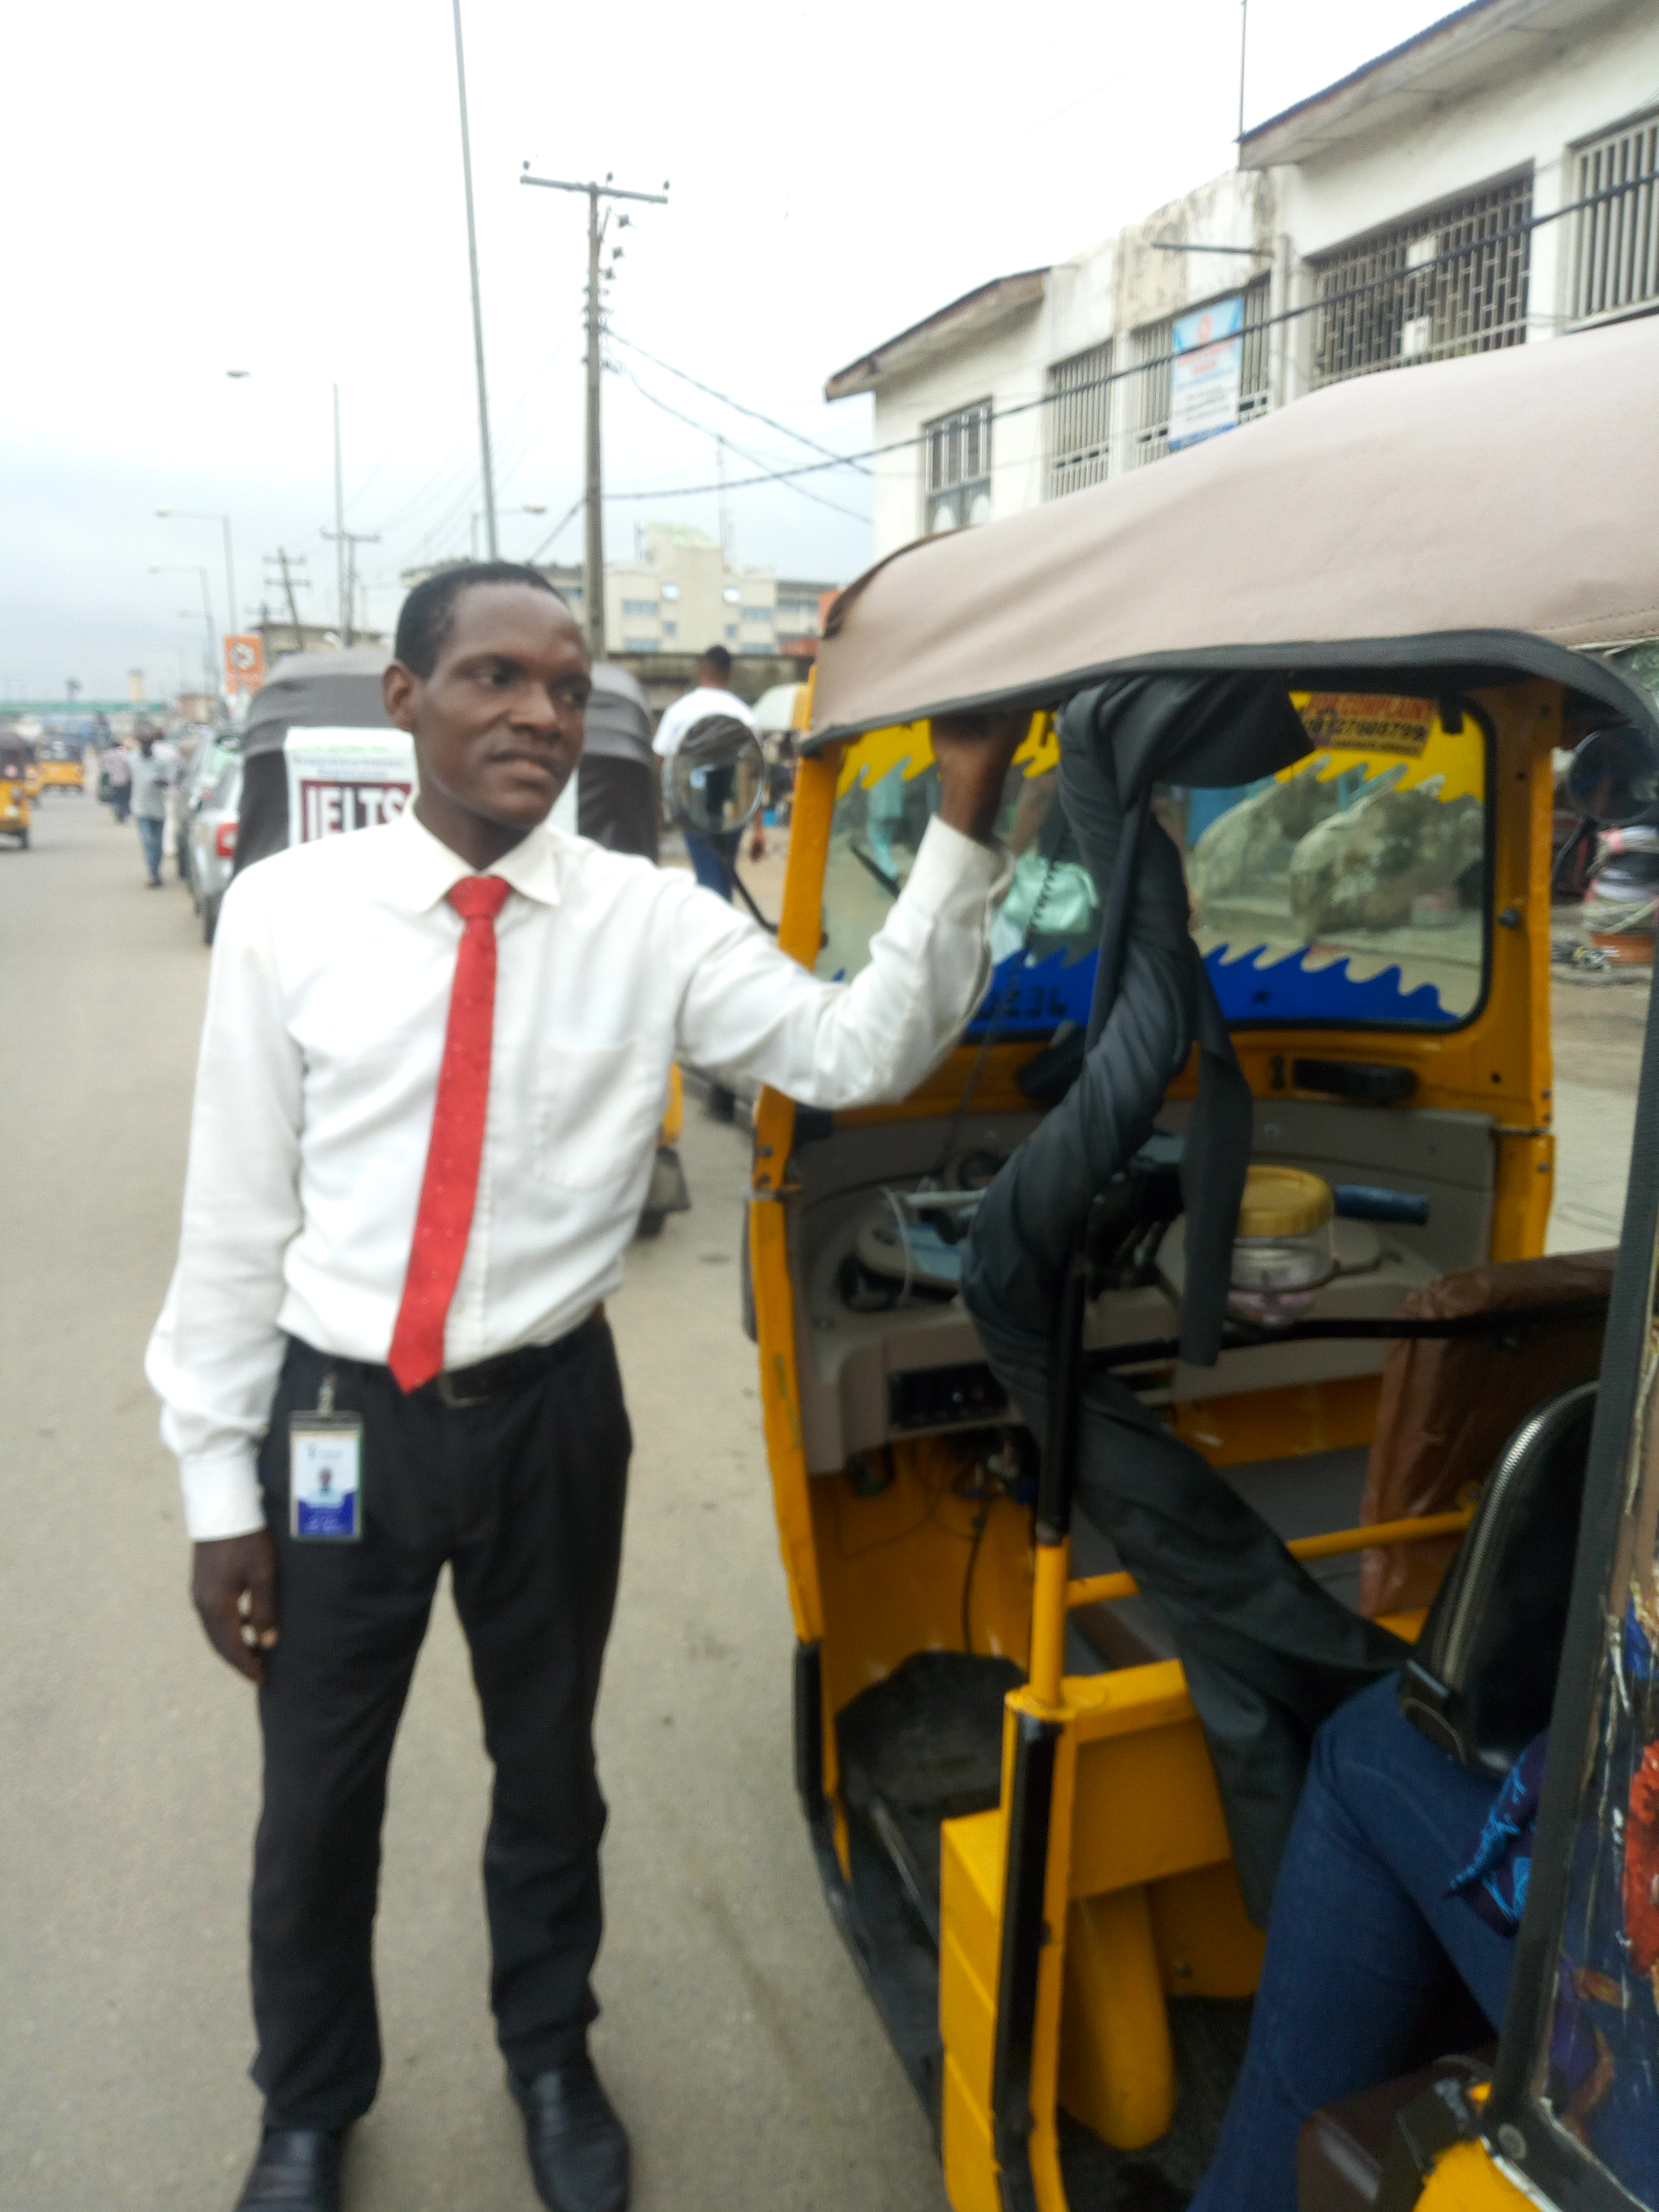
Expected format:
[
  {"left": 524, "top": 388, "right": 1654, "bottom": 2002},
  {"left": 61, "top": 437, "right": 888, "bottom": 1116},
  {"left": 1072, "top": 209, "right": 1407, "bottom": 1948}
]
[
  {"left": 1566, "top": 724, "right": 1659, "bottom": 827},
  {"left": 667, "top": 713, "right": 766, "bottom": 840}
]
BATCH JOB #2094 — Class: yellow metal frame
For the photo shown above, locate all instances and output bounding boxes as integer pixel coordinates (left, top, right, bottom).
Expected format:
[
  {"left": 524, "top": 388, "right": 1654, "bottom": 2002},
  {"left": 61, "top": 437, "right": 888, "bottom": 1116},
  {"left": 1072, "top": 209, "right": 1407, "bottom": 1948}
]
[
  {"left": 1417, "top": 2140, "right": 1538, "bottom": 2209},
  {"left": 748, "top": 680, "right": 1568, "bottom": 2212}
]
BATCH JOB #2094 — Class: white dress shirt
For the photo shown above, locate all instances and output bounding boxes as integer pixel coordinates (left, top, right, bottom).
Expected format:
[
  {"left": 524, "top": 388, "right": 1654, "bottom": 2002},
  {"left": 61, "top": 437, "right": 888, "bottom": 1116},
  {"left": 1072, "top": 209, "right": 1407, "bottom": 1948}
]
[
  {"left": 650, "top": 685, "right": 759, "bottom": 760},
  {"left": 148, "top": 804, "right": 1006, "bottom": 1541}
]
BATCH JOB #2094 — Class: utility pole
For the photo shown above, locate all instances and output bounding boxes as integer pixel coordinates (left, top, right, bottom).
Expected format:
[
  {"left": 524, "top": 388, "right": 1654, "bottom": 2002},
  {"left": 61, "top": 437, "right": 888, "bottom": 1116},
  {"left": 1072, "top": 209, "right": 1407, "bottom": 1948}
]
[
  {"left": 521, "top": 167, "right": 668, "bottom": 660},
  {"left": 1237, "top": 0, "right": 1249, "bottom": 142},
  {"left": 452, "top": 0, "right": 498, "bottom": 558},
  {"left": 332, "top": 385, "right": 347, "bottom": 636},
  {"left": 266, "top": 548, "right": 308, "bottom": 643},
  {"left": 154, "top": 506, "right": 237, "bottom": 639},
  {"left": 716, "top": 434, "right": 731, "bottom": 564},
  {"left": 321, "top": 528, "right": 380, "bottom": 648}
]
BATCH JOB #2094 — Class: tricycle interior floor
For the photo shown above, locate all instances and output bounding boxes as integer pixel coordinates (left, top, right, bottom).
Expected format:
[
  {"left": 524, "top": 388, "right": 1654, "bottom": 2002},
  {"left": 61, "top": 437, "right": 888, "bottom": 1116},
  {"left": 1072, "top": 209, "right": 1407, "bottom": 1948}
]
[
  {"left": 832, "top": 1652, "right": 1252, "bottom": 2206},
  {"left": 1059, "top": 1997, "right": 1253, "bottom": 2209},
  {"left": 838, "top": 1649, "right": 1024, "bottom": 1945}
]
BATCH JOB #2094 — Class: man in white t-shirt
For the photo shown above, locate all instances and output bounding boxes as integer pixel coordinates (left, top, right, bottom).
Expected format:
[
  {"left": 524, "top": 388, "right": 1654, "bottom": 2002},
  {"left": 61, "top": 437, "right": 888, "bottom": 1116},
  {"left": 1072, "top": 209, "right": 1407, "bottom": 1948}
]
[{"left": 651, "top": 646, "right": 763, "bottom": 1119}]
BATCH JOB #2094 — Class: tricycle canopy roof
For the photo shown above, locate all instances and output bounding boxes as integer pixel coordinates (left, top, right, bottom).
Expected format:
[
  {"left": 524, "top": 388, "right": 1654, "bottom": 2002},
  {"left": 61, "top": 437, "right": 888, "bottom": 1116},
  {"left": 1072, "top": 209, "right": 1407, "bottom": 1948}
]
[
  {"left": 242, "top": 648, "right": 654, "bottom": 763},
  {"left": 809, "top": 315, "right": 1659, "bottom": 747},
  {"left": 243, "top": 649, "right": 392, "bottom": 760}
]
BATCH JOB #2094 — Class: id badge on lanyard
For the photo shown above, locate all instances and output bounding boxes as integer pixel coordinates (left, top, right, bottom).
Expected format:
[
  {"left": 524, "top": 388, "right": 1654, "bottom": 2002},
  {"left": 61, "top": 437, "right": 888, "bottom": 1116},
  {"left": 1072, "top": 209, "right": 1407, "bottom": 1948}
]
[{"left": 289, "top": 1368, "right": 364, "bottom": 1541}]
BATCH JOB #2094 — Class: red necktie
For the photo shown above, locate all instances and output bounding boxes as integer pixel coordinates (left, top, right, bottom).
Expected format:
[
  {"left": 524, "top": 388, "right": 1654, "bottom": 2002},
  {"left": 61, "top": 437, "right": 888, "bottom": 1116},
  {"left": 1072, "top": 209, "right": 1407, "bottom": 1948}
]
[{"left": 387, "top": 875, "right": 513, "bottom": 1392}]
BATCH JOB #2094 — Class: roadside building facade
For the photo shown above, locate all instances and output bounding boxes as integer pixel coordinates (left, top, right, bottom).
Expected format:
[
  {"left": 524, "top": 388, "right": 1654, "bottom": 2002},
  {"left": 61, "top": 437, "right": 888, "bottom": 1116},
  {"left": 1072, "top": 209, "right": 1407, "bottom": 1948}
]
[
  {"left": 828, "top": 0, "right": 1659, "bottom": 558},
  {"left": 591, "top": 524, "right": 837, "bottom": 662},
  {"left": 401, "top": 529, "right": 838, "bottom": 703}
]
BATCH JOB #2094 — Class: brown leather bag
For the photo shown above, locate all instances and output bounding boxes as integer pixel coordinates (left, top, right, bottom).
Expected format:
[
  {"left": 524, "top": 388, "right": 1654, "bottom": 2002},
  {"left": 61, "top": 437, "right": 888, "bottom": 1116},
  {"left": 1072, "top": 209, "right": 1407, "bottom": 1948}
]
[{"left": 1359, "top": 1250, "right": 1615, "bottom": 1617}]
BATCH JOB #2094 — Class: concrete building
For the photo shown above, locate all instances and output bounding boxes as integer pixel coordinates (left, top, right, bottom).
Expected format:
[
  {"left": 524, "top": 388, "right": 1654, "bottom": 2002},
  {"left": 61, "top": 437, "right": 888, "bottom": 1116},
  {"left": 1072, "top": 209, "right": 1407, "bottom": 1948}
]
[
  {"left": 256, "top": 618, "right": 387, "bottom": 660},
  {"left": 400, "top": 530, "right": 839, "bottom": 715},
  {"left": 593, "top": 524, "right": 837, "bottom": 662},
  {"left": 827, "top": 0, "right": 1659, "bottom": 557}
]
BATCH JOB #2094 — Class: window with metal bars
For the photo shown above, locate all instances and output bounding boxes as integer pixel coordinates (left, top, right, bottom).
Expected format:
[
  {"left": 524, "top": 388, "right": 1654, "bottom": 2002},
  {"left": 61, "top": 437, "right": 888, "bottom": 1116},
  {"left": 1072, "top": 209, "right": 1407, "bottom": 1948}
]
[
  {"left": 923, "top": 400, "right": 993, "bottom": 532},
  {"left": 1310, "top": 172, "right": 1532, "bottom": 388},
  {"left": 1046, "top": 340, "right": 1113, "bottom": 498},
  {"left": 1128, "top": 278, "right": 1270, "bottom": 468},
  {"left": 1569, "top": 109, "right": 1659, "bottom": 327}
]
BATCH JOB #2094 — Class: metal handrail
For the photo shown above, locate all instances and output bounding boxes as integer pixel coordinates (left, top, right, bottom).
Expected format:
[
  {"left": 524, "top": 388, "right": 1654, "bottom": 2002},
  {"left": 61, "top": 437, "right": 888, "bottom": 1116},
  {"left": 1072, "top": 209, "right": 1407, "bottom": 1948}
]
[{"left": 1065, "top": 1506, "right": 1473, "bottom": 1612}]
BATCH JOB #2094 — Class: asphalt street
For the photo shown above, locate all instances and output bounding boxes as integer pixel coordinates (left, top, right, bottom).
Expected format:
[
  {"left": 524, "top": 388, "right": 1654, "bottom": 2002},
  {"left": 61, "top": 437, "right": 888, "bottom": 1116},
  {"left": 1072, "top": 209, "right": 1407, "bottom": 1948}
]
[
  {"left": 0, "top": 799, "right": 1644, "bottom": 2212},
  {"left": 0, "top": 797, "right": 944, "bottom": 2212}
]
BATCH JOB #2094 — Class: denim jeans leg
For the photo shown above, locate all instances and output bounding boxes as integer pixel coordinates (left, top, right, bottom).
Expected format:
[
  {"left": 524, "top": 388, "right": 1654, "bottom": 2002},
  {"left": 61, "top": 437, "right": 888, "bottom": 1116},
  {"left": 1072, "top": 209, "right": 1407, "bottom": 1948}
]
[
  {"left": 684, "top": 829, "right": 738, "bottom": 899},
  {"left": 1188, "top": 1678, "right": 1514, "bottom": 2212},
  {"left": 137, "top": 815, "right": 164, "bottom": 882}
]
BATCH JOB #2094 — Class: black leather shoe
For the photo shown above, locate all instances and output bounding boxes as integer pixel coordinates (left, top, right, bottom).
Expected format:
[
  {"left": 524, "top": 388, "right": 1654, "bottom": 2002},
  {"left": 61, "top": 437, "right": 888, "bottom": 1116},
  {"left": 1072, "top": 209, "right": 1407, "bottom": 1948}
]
[
  {"left": 510, "top": 2058, "right": 630, "bottom": 2212},
  {"left": 234, "top": 2126, "right": 346, "bottom": 2209}
]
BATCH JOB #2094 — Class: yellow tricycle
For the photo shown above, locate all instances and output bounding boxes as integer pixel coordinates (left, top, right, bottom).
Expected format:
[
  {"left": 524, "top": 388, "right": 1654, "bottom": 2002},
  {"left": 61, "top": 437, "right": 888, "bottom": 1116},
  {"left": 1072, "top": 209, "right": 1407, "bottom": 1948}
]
[{"left": 747, "top": 317, "right": 1659, "bottom": 2211}]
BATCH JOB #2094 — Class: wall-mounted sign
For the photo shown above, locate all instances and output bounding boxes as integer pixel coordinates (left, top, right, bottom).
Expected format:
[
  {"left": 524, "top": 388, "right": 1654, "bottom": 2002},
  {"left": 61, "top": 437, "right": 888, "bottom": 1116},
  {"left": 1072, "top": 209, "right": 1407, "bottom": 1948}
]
[{"left": 1169, "top": 295, "right": 1244, "bottom": 452}]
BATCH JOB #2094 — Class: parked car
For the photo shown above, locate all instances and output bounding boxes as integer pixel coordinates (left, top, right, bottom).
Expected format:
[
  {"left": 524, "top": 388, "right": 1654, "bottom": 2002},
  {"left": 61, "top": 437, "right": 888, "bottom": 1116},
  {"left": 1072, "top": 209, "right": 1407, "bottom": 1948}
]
[
  {"left": 173, "top": 731, "right": 239, "bottom": 892},
  {"left": 188, "top": 753, "right": 242, "bottom": 944}
]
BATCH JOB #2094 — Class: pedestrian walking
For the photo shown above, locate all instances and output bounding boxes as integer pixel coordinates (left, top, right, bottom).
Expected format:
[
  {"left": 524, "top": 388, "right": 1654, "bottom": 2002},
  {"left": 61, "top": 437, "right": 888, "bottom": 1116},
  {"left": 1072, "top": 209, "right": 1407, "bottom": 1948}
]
[
  {"left": 104, "top": 740, "right": 132, "bottom": 823},
  {"left": 649, "top": 644, "right": 757, "bottom": 898},
  {"left": 146, "top": 562, "right": 1020, "bottom": 2212},
  {"left": 129, "top": 725, "right": 175, "bottom": 882}
]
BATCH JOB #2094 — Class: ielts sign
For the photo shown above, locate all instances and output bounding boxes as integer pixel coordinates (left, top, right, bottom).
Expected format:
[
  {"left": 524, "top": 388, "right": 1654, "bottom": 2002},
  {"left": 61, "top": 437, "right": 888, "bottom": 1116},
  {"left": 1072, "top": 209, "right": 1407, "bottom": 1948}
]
[
  {"left": 297, "top": 779, "right": 413, "bottom": 840},
  {"left": 283, "top": 727, "right": 417, "bottom": 849}
]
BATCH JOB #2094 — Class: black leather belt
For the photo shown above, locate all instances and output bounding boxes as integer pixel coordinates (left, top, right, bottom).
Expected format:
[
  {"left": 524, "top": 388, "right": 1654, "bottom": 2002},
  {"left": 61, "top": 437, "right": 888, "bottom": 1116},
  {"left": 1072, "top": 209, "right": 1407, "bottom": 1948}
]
[{"left": 431, "top": 1308, "right": 605, "bottom": 1408}]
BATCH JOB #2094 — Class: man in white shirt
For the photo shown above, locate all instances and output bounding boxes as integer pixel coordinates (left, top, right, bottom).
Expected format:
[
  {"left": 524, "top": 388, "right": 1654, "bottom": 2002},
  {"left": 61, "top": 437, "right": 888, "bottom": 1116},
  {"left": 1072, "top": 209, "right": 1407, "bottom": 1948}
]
[
  {"left": 129, "top": 725, "right": 177, "bottom": 886},
  {"left": 148, "top": 563, "right": 1019, "bottom": 2212}
]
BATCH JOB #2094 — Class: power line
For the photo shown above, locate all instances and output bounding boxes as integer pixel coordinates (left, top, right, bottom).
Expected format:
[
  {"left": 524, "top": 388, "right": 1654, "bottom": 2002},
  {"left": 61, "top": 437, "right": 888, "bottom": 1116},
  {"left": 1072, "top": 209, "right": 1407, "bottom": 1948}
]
[
  {"left": 611, "top": 362, "right": 872, "bottom": 524},
  {"left": 607, "top": 330, "right": 872, "bottom": 474},
  {"left": 600, "top": 170, "right": 1658, "bottom": 505},
  {"left": 526, "top": 496, "right": 584, "bottom": 565}
]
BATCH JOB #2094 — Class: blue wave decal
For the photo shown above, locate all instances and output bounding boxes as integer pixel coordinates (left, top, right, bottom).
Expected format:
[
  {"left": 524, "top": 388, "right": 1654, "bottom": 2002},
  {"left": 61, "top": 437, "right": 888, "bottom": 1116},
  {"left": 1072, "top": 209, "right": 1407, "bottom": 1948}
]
[
  {"left": 965, "top": 945, "right": 1099, "bottom": 1038},
  {"left": 1203, "top": 941, "right": 1456, "bottom": 1026}
]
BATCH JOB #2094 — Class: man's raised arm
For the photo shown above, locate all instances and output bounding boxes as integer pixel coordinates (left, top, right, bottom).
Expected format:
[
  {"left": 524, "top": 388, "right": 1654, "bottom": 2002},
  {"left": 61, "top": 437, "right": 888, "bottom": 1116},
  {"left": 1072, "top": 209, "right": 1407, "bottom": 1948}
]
[{"left": 672, "top": 710, "right": 1026, "bottom": 1108}]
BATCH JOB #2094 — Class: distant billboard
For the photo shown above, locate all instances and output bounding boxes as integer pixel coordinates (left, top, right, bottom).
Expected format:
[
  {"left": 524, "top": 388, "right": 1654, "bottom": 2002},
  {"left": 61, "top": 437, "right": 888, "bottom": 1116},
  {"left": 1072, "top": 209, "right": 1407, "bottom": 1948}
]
[{"left": 1169, "top": 295, "right": 1244, "bottom": 452}]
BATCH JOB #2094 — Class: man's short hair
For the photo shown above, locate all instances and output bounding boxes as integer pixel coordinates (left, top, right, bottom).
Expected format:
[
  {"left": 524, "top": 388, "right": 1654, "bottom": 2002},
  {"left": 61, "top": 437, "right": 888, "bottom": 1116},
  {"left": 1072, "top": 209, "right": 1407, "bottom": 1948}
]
[
  {"left": 699, "top": 644, "right": 733, "bottom": 678},
  {"left": 394, "top": 563, "right": 568, "bottom": 678}
]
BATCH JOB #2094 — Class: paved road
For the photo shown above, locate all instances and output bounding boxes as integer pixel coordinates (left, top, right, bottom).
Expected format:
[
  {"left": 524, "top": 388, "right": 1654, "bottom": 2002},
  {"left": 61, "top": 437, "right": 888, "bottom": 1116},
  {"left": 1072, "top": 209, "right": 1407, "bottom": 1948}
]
[
  {"left": 1547, "top": 976, "right": 1648, "bottom": 1252},
  {"left": 0, "top": 799, "right": 944, "bottom": 2212}
]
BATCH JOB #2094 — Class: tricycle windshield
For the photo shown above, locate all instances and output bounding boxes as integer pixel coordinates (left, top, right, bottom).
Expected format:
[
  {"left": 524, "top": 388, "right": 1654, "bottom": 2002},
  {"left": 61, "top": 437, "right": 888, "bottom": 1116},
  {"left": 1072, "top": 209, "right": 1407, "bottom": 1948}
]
[
  {"left": 816, "top": 722, "right": 1103, "bottom": 1041},
  {"left": 1182, "top": 694, "right": 1490, "bottom": 1029},
  {"left": 816, "top": 696, "right": 1491, "bottom": 1040}
]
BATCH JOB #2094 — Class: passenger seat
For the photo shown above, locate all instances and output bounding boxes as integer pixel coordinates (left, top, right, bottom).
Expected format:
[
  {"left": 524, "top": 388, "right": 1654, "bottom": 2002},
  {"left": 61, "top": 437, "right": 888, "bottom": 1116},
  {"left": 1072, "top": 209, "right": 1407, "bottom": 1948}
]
[
  {"left": 1360, "top": 1249, "right": 1613, "bottom": 1616},
  {"left": 1298, "top": 2052, "right": 1492, "bottom": 2211}
]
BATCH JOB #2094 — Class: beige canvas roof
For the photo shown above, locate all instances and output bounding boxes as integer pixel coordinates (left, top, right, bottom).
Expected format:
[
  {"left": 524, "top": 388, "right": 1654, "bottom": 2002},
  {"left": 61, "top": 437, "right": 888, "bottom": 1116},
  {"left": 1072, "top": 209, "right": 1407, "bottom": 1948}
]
[{"left": 810, "top": 315, "right": 1659, "bottom": 744}]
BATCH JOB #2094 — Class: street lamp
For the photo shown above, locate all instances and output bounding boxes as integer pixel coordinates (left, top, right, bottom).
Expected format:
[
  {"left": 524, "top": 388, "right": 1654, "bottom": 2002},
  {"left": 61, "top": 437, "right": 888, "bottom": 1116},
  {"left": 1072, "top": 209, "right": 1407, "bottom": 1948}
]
[
  {"left": 155, "top": 508, "right": 237, "bottom": 640},
  {"left": 470, "top": 503, "right": 548, "bottom": 560},
  {"left": 151, "top": 564, "right": 217, "bottom": 692}
]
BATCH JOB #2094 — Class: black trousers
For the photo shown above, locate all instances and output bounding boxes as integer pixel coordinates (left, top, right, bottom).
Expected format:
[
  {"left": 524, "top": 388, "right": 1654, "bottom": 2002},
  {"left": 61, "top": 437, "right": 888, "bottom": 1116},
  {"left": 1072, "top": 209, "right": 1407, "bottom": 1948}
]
[{"left": 250, "top": 1320, "right": 631, "bottom": 2129}]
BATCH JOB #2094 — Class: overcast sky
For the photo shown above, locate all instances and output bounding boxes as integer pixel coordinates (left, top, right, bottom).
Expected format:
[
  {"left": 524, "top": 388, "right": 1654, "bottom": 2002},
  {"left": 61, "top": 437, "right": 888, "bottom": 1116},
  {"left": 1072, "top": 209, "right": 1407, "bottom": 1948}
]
[{"left": 1, "top": 0, "right": 1459, "bottom": 701}]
